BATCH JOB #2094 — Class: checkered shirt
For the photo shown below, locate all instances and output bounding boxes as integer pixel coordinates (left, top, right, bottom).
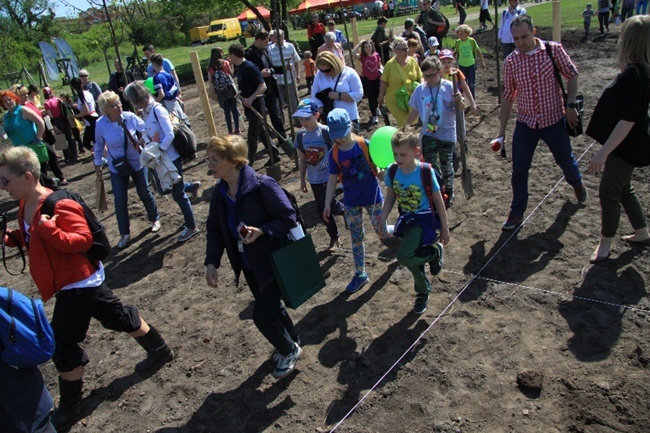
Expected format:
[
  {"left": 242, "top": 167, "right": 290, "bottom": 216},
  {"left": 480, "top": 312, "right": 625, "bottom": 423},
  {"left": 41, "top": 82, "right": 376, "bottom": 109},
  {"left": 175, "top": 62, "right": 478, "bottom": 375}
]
[{"left": 502, "top": 39, "right": 579, "bottom": 129}]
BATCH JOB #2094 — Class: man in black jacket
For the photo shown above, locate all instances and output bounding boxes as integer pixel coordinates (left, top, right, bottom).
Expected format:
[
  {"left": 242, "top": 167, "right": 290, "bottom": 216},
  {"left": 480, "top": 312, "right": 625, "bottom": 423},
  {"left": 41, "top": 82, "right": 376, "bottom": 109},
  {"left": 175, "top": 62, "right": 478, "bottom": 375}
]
[
  {"left": 108, "top": 58, "right": 136, "bottom": 111},
  {"left": 245, "top": 31, "right": 288, "bottom": 150}
]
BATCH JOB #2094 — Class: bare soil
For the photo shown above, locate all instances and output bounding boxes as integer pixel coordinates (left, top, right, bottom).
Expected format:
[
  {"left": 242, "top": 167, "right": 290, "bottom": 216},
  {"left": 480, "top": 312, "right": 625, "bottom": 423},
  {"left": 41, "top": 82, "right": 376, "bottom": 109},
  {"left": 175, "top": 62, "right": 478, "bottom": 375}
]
[{"left": 1, "top": 27, "right": 649, "bottom": 433}]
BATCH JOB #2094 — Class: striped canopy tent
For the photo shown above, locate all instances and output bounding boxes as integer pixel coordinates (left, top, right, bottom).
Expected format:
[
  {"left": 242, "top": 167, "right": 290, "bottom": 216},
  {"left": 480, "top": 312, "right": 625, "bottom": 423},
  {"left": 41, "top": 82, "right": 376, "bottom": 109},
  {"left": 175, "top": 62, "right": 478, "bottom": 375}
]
[{"left": 237, "top": 6, "right": 271, "bottom": 22}]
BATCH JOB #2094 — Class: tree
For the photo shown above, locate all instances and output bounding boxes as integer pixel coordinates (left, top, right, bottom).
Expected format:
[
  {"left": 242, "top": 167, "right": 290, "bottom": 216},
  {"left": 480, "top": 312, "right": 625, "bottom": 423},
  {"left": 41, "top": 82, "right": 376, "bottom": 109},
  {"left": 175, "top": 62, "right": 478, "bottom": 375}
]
[{"left": 0, "top": 0, "right": 56, "bottom": 38}]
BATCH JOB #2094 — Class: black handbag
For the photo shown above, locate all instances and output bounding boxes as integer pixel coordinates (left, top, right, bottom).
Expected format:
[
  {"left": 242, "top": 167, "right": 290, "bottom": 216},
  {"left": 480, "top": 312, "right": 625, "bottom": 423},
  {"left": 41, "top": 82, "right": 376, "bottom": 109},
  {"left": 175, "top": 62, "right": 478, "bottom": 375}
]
[
  {"left": 546, "top": 42, "right": 584, "bottom": 137},
  {"left": 314, "top": 73, "right": 342, "bottom": 123},
  {"left": 109, "top": 128, "right": 135, "bottom": 177}
]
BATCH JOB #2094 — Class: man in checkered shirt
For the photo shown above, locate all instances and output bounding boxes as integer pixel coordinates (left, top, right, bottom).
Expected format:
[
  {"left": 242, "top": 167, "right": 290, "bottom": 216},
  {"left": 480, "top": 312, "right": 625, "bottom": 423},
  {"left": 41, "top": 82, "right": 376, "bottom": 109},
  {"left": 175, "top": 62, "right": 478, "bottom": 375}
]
[{"left": 495, "top": 15, "right": 587, "bottom": 231}]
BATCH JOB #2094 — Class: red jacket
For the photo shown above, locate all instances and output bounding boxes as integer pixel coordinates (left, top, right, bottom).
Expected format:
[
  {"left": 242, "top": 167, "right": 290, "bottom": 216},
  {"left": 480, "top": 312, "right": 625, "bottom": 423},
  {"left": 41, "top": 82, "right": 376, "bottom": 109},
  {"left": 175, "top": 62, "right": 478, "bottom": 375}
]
[
  {"left": 308, "top": 22, "right": 325, "bottom": 39},
  {"left": 4, "top": 191, "right": 97, "bottom": 302}
]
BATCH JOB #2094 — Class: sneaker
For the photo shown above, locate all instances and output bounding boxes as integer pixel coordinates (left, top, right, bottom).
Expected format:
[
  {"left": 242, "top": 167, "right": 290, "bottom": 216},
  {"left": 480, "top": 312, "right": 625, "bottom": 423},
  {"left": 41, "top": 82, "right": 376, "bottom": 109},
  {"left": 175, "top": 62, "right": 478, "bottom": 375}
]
[
  {"left": 573, "top": 183, "right": 588, "bottom": 203},
  {"left": 117, "top": 234, "right": 131, "bottom": 249},
  {"left": 151, "top": 220, "right": 161, "bottom": 233},
  {"left": 328, "top": 237, "right": 341, "bottom": 252},
  {"left": 502, "top": 213, "right": 523, "bottom": 231},
  {"left": 272, "top": 344, "right": 302, "bottom": 379},
  {"left": 445, "top": 193, "right": 455, "bottom": 209},
  {"left": 272, "top": 336, "right": 302, "bottom": 364},
  {"left": 59, "top": 178, "right": 69, "bottom": 186},
  {"left": 188, "top": 181, "right": 201, "bottom": 201},
  {"left": 428, "top": 242, "right": 444, "bottom": 276},
  {"left": 177, "top": 227, "right": 199, "bottom": 243},
  {"left": 346, "top": 272, "right": 369, "bottom": 293},
  {"left": 413, "top": 293, "right": 429, "bottom": 315},
  {"left": 233, "top": 129, "right": 241, "bottom": 135},
  {"left": 372, "top": 116, "right": 379, "bottom": 125}
]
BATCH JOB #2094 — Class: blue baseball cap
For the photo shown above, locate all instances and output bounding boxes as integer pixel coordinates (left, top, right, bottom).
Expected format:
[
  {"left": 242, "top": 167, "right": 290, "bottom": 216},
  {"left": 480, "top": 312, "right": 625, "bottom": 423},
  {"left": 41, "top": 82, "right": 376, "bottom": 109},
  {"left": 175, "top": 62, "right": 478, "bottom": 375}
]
[
  {"left": 326, "top": 108, "right": 351, "bottom": 139},
  {"left": 293, "top": 98, "right": 319, "bottom": 118}
]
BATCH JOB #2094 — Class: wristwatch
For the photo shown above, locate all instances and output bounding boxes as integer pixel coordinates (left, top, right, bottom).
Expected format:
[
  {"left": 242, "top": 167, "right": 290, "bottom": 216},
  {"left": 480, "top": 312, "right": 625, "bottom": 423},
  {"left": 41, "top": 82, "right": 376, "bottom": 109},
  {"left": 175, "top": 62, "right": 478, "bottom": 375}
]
[
  {"left": 566, "top": 102, "right": 577, "bottom": 109},
  {"left": 337, "top": 92, "right": 341, "bottom": 100}
]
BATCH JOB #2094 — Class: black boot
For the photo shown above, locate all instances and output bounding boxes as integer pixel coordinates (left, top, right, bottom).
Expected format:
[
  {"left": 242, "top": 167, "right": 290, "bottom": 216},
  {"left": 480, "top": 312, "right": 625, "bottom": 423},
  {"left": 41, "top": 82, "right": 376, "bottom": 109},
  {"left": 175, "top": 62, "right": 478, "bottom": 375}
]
[
  {"left": 51, "top": 377, "right": 84, "bottom": 431},
  {"left": 134, "top": 326, "right": 174, "bottom": 374}
]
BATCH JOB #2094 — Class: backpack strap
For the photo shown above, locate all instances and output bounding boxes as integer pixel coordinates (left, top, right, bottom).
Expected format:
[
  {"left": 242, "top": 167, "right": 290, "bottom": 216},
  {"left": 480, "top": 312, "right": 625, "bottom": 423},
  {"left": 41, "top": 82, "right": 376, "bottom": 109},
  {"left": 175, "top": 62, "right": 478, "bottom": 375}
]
[
  {"left": 331, "top": 136, "right": 378, "bottom": 181},
  {"left": 356, "top": 136, "right": 378, "bottom": 177},
  {"left": 545, "top": 42, "right": 568, "bottom": 102},
  {"left": 387, "top": 163, "right": 398, "bottom": 186},
  {"left": 420, "top": 162, "right": 436, "bottom": 214},
  {"left": 297, "top": 124, "right": 332, "bottom": 154}
]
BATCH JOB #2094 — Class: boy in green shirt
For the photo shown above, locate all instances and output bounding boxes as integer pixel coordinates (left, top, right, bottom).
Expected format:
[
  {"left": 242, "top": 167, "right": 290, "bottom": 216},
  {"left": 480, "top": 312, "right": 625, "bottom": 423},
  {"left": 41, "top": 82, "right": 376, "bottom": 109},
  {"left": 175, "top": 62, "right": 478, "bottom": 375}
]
[{"left": 453, "top": 24, "right": 485, "bottom": 99}]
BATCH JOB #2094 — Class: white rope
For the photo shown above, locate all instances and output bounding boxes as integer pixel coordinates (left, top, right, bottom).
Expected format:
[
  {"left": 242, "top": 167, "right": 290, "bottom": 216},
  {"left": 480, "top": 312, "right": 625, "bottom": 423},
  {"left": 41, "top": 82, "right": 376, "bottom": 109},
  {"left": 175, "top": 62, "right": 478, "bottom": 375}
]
[{"left": 328, "top": 139, "right": 598, "bottom": 432}]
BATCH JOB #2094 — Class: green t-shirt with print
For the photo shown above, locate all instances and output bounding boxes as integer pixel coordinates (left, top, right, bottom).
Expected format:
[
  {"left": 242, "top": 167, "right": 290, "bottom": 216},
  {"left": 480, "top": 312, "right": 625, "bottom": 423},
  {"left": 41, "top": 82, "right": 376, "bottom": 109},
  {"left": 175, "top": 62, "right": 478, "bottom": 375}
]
[{"left": 455, "top": 38, "right": 479, "bottom": 68}]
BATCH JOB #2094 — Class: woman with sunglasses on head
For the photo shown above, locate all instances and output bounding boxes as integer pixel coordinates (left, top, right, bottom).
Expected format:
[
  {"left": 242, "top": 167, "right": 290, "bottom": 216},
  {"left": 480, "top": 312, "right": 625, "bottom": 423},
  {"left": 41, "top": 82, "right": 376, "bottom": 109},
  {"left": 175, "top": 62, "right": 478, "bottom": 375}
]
[
  {"left": 1, "top": 89, "right": 64, "bottom": 188},
  {"left": 378, "top": 37, "right": 423, "bottom": 128},
  {"left": 311, "top": 51, "right": 363, "bottom": 128},
  {"left": 94, "top": 91, "right": 160, "bottom": 250},
  {"left": 70, "top": 77, "right": 99, "bottom": 153}
]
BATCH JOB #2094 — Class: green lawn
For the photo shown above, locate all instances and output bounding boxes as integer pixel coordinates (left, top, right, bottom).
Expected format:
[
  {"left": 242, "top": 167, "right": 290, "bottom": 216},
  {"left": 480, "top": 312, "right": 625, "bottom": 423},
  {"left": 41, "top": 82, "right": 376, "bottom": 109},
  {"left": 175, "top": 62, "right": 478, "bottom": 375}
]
[{"left": 55, "top": 0, "right": 592, "bottom": 92}]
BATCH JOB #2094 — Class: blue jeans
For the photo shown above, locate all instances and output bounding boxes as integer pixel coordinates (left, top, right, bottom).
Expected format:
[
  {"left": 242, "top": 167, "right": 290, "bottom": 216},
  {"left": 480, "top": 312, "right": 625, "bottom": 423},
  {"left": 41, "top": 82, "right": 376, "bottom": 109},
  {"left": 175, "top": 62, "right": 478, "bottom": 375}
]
[
  {"left": 510, "top": 119, "right": 582, "bottom": 217},
  {"left": 110, "top": 168, "right": 158, "bottom": 235},
  {"left": 171, "top": 158, "right": 196, "bottom": 230},
  {"left": 458, "top": 64, "right": 476, "bottom": 99},
  {"left": 220, "top": 97, "right": 240, "bottom": 133},
  {"left": 637, "top": 0, "right": 648, "bottom": 15}
]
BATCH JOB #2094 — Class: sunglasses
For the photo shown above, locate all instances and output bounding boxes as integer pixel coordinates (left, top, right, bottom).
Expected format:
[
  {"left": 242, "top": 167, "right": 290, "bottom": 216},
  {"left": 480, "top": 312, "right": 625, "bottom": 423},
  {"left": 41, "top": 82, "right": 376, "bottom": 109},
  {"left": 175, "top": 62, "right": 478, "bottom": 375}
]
[
  {"left": 108, "top": 102, "right": 121, "bottom": 109},
  {"left": 423, "top": 71, "right": 440, "bottom": 78},
  {"left": 79, "top": 75, "right": 88, "bottom": 78},
  {"left": 318, "top": 67, "right": 332, "bottom": 73}
]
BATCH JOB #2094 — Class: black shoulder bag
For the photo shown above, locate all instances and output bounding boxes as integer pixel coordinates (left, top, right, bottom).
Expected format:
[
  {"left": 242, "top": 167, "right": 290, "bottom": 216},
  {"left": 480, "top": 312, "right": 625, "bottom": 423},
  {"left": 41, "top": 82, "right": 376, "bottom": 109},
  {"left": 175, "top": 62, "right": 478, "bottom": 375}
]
[{"left": 545, "top": 42, "right": 584, "bottom": 137}]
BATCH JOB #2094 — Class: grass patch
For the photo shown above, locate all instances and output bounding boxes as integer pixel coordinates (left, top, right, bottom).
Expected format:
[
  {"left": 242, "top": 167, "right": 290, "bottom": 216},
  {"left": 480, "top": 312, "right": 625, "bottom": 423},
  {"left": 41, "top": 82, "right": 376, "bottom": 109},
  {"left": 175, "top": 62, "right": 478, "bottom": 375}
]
[{"left": 52, "top": 1, "right": 589, "bottom": 92}]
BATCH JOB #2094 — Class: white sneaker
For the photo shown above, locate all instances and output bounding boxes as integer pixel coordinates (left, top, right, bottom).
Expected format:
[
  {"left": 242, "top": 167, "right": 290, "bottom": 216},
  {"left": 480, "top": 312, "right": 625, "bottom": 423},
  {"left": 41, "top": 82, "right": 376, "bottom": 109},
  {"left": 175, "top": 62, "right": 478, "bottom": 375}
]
[
  {"left": 372, "top": 116, "right": 379, "bottom": 125},
  {"left": 177, "top": 227, "right": 199, "bottom": 243},
  {"left": 116, "top": 234, "right": 130, "bottom": 249},
  {"left": 151, "top": 220, "right": 161, "bottom": 233},
  {"left": 273, "top": 344, "right": 302, "bottom": 379}
]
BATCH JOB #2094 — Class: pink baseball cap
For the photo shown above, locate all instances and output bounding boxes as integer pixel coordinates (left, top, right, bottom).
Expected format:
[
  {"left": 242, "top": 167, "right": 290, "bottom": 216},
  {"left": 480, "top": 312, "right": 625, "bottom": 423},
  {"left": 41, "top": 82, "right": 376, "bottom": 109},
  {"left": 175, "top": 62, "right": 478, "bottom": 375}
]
[{"left": 438, "top": 49, "right": 454, "bottom": 60}]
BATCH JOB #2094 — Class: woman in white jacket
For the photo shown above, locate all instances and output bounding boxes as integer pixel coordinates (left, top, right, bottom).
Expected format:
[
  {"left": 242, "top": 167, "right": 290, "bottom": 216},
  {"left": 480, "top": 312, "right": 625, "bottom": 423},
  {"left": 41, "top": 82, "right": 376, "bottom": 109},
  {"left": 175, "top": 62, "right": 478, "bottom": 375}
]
[{"left": 124, "top": 82, "right": 199, "bottom": 243}]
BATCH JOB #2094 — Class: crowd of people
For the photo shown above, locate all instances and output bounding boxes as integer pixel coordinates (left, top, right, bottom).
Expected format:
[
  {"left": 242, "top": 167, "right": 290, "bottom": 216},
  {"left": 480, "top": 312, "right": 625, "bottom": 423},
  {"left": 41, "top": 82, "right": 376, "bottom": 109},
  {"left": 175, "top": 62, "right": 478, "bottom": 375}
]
[{"left": 1, "top": 3, "right": 649, "bottom": 431}]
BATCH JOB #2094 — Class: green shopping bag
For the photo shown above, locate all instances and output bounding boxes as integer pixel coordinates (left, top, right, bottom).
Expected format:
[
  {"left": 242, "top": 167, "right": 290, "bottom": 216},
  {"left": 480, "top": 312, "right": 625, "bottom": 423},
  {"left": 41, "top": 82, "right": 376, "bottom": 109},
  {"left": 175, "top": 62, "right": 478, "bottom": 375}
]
[{"left": 270, "top": 234, "right": 325, "bottom": 309}]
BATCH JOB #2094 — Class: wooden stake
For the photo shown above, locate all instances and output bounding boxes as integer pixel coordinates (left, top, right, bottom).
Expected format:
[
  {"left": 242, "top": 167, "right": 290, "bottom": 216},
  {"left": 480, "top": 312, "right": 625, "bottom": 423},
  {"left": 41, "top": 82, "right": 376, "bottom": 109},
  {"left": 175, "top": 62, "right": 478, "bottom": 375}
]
[
  {"left": 189, "top": 51, "right": 218, "bottom": 137},
  {"left": 552, "top": 0, "right": 561, "bottom": 43}
]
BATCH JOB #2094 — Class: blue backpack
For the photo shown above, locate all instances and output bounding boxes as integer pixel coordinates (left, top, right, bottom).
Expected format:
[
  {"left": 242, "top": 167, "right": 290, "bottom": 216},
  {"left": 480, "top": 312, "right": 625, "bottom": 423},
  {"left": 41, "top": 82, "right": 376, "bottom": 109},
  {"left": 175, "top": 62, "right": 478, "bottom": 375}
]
[{"left": 0, "top": 287, "right": 55, "bottom": 368}]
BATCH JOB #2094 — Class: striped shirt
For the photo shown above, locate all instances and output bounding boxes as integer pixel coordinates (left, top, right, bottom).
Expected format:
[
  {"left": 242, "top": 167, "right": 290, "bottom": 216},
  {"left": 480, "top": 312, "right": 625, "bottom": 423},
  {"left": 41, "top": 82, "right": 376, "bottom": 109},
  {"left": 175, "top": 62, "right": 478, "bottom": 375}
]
[{"left": 502, "top": 39, "right": 579, "bottom": 129}]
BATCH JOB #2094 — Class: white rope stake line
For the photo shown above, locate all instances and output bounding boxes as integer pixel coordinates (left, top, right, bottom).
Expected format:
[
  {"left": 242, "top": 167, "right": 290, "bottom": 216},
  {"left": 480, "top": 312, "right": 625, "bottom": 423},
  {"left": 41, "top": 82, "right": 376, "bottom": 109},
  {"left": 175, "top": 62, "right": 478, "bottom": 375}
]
[
  {"left": 328, "top": 139, "right": 598, "bottom": 432},
  {"left": 444, "top": 270, "right": 650, "bottom": 314}
]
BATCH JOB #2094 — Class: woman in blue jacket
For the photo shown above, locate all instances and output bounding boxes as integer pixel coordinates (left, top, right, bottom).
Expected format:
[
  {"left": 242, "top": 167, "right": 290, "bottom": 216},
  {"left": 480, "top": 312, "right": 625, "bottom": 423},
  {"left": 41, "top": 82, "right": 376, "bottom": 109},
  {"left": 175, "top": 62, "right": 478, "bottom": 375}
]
[{"left": 204, "top": 135, "right": 301, "bottom": 380}]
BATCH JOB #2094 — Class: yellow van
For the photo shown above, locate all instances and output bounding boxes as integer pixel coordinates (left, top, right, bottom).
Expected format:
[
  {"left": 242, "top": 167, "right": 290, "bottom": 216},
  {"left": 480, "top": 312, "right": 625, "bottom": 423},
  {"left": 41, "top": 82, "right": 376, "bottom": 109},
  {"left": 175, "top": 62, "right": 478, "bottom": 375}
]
[
  {"left": 189, "top": 26, "right": 209, "bottom": 45},
  {"left": 207, "top": 18, "right": 242, "bottom": 42}
]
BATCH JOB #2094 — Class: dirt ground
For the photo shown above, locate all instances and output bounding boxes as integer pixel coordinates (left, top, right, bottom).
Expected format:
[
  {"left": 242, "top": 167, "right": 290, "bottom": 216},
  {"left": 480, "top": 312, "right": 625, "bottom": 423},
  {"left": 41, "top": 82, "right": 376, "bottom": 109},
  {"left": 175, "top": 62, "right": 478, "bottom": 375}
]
[{"left": 1, "top": 26, "right": 649, "bottom": 433}]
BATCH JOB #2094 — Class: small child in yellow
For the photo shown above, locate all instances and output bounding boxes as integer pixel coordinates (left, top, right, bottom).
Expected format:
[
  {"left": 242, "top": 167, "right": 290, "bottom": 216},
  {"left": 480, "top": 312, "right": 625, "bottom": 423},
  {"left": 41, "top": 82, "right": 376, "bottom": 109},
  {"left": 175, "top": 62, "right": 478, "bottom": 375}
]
[
  {"left": 453, "top": 24, "right": 486, "bottom": 99},
  {"left": 380, "top": 127, "right": 450, "bottom": 314}
]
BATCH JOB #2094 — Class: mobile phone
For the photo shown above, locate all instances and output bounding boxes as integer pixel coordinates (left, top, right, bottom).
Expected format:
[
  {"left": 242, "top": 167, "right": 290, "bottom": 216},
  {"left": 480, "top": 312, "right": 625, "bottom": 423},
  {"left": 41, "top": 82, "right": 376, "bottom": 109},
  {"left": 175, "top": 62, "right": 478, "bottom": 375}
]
[{"left": 237, "top": 222, "right": 250, "bottom": 237}]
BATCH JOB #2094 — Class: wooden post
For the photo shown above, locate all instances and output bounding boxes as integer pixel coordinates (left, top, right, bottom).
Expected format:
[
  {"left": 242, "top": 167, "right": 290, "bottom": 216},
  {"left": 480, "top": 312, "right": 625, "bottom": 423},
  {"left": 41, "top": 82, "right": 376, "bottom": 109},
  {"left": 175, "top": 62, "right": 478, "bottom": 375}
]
[
  {"left": 189, "top": 51, "right": 218, "bottom": 137},
  {"left": 552, "top": 0, "right": 561, "bottom": 43},
  {"left": 350, "top": 16, "right": 360, "bottom": 48},
  {"left": 494, "top": 0, "right": 501, "bottom": 104}
]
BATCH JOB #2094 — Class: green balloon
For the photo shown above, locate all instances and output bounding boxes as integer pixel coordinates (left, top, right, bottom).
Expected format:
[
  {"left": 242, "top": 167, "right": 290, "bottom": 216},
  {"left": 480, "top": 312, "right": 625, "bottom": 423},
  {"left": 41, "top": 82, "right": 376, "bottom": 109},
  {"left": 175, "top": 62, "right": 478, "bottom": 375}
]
[
  {"left": 144, "top": 77, "right": 155, "bottom": 95},
  {"left": 369, "top": 126, "right": 397, "bottom": 169}
]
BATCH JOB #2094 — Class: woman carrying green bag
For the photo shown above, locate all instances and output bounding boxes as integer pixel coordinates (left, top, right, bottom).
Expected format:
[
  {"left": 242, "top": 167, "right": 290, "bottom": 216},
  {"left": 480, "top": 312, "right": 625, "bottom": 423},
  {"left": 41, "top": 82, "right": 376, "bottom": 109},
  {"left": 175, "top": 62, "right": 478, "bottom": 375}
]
[
  {"left": 204, "top": 135, "right": 302, "bottom": 380},
  {"left": 378, "top": 37, "right": 422, "bottom": 127}
]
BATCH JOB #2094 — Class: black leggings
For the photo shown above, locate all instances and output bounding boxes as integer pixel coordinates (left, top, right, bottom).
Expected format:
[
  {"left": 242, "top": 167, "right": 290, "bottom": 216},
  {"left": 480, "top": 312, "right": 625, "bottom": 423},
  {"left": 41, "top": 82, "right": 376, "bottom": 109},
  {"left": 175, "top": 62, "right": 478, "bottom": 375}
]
[
  {"left": 598, "top": 12, "right": 610, "bottom": 33},
  {"left": 361, "top": 76, "right": 380, "bottom": 117}
]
